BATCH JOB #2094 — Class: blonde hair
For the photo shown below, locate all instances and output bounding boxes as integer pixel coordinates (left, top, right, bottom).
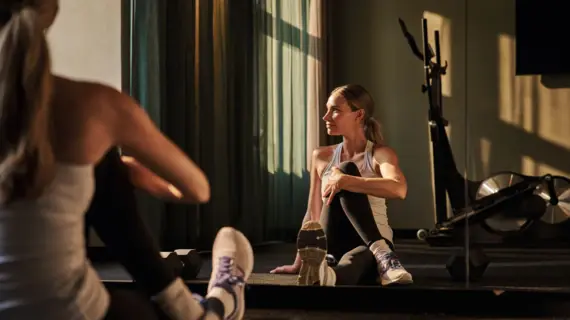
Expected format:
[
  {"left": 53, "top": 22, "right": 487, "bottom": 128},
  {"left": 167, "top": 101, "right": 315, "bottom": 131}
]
[
  {"left": 331, "top": 84, "right": 384, "bottom": 144},
  {"left": 0, "top": 2, "right": 54, "bottom": 204}
]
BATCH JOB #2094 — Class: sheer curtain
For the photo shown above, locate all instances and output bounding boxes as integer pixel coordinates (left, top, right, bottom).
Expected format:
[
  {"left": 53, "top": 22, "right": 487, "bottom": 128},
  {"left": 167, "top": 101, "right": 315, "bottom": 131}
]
[
  {"left": 124, "top": 0, "right": 327, "bottom": 247},
  {"left": 254, "top": 0, "right": 327, "bottom": 240},
  {"left": 125, "top": 0, "right": 262, "bottom": 249}
]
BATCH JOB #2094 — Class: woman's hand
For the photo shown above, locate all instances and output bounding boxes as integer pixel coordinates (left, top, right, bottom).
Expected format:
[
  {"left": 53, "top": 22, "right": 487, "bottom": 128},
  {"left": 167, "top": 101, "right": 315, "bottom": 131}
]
[
  {"left": 322, "top": 167, "right": 346, "bottom": 205},
  {"left": 269, "top": 264, "right": 300, "bottom": 274}
]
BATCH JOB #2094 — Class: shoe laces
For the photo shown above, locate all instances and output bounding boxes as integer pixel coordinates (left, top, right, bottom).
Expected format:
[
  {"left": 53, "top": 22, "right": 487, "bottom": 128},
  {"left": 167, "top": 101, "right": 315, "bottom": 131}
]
[
  {"left": 214, "top": 256, "right": 245, "bottom": 288},
  {"left": 377, "top": 252, "right": 404, "bottom": 274}
]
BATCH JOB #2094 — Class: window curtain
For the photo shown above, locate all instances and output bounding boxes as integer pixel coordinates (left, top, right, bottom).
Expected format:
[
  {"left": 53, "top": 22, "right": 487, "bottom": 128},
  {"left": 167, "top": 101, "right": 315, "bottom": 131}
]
[
  {"left": 254, "top": 0, "right": 328, "bottom": 240},
  {"left": 123, "top": 0, "right": 165, "bottom": 244},
  {"left": 124, "top": 0, "right": 328, "bottom": 248}
]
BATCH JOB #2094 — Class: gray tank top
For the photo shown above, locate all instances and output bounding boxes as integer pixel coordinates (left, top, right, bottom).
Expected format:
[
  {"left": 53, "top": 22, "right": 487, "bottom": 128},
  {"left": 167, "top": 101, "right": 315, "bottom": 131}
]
[
  {"left": 0, "top": 164, "right": 109, "bottom": 319},
  {"left": 320, "top": 141, "right": 393, "bottom": 243}
]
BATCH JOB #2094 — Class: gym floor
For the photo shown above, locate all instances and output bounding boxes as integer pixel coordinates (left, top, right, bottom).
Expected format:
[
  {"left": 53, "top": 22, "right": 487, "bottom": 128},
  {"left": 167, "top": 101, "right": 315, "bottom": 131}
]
[
  {"left": 97, "top": 241, "right": 570, "bottom": 289},
  {"left": 96, "top": 241, "right": 570, "bottom": 318}
]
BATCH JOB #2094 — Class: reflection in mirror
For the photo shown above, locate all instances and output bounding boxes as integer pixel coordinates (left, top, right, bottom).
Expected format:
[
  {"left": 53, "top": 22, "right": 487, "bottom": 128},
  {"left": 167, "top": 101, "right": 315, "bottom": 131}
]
[
  {"left": 82, "top": 0, "right": 570, "bottom": 317},
  {"left": 462, "top": 0, "right": 570, "bottom": 294}
]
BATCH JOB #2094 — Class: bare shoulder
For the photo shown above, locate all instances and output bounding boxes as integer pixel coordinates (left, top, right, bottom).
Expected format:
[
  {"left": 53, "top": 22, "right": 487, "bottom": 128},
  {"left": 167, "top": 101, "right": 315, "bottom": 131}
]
[
  {"left": 50, "top": 76, "right": 147, "bottom": 163},
  {"left": 372, "top": 144, "right": 400, "bottom": 164},
  {"left": 53, "top": 75, "right": 127, "bottom": 110},
  {"left": 311, "top": 145, "right": 336, "bottom": 177},
  {"left": 312, "top": 145, "right": 336, "bottom": 162},
  {"left": 52, "top": 75, "right": 144, "bottom": 131}
]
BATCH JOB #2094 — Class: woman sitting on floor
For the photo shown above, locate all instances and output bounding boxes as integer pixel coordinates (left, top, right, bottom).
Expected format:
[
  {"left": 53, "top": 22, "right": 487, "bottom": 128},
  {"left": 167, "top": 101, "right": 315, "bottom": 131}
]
[
  {"left": 0, "top": 1, "right": 252, "bottom": 319},
  {"left": 271, "top": 84, "right": 413, "bottom": 286}
]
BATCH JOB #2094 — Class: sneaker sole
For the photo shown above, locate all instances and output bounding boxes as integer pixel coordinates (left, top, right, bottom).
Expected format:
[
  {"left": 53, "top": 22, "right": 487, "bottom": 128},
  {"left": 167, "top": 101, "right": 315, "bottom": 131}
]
[
  {"left": 296, "top": 221, "right": 327, "bottom": 286},
  {"left": 380, "top": 273, "right": 414, "bottom": 286}
]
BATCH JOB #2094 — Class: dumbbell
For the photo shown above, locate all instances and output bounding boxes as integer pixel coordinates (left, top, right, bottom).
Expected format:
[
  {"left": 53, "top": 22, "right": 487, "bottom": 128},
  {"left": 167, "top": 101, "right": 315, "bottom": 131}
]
[{"left": 160, "top": 249, "right": 203, "bottom": 280}]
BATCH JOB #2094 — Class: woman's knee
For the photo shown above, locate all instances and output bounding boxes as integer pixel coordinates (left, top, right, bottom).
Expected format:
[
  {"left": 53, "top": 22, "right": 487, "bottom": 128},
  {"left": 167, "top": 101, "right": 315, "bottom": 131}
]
[{"left": 338, "top": 161, "right": 360, "bottom": 176}]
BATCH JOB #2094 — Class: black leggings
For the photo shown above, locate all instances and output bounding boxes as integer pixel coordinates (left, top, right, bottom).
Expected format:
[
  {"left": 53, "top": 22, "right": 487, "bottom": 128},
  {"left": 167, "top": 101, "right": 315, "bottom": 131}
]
[
  {"left": 86, "top": 148, "right": 176, "bottom": 296},
  {"left": 104, "top": 287, "right": 168, "bottom": 320},
  {"left": 87, "top": 148, "right": 223, "bottom": 319},
  {"left": 320, "top": 161, "right": 394, "bottom": 285},
  {"left": 90, "top": 149, "right": 225, "bottom": 319}
]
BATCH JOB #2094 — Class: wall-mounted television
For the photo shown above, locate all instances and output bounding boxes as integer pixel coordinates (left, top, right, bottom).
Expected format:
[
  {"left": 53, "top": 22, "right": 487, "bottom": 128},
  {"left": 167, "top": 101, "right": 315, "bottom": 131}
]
[{"left": 515, "top": 0, "right": 570, "bottom": 75}]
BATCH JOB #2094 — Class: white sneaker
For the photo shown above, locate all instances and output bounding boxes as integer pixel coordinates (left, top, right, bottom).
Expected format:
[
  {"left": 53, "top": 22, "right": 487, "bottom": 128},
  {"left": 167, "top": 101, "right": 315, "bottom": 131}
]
[
  {"left": 207, "top": 227, "right": 254, "bottom": 320},
  {"left": 296, "top": 221, "right": 336, "bottom": 286},
  {"left": 375, "top": 250, "right": 413, "bottom": 286}
]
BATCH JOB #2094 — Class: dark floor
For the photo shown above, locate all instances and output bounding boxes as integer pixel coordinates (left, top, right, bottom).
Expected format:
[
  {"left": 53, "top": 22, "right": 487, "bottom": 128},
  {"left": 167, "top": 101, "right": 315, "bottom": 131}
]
[
  {"left": 243, "top": 310, "right": 553, "bottom": 320},
  {"left": 97, "top": 240, "right": 570, "bottom": 318},
  {"left": 96, "top": 240, "right": 570, "bottom": 290}
]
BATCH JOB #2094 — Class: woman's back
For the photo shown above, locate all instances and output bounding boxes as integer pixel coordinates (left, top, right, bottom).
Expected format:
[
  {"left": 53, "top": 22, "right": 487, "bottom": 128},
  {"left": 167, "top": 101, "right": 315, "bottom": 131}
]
[
  {"left": 0, "top": 4, "right": 210, "bottom": 316},
  {"left": 0, "top": 77, "right": 119, "bottom": 319},
  {"left": 0, "top": 163, "right": 109, "bottom": 319}
]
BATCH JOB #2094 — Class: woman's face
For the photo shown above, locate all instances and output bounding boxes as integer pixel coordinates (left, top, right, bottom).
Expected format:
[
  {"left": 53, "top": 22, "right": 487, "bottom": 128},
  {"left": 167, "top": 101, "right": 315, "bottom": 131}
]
[{"left": 322, "top": 93, "right": 363, "bottom": 136}]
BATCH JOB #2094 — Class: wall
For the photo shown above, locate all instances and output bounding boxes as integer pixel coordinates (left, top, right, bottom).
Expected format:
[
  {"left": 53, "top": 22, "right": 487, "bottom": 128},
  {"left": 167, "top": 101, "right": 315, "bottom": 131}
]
[
  {"left": 329, "top": 0, "right": 570, "bottom": 229},
  {"left": 47, "top": 0, "right": 123, "bottom": 245},
  {"left": 47, "top": 0, "right": 122, "bottom": 90}
]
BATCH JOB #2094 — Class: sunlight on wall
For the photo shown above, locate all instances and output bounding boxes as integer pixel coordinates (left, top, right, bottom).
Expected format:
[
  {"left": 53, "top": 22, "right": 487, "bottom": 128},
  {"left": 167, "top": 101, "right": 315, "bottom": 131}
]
[
  {"left": 498, "top": 33, "right": 570, "bottom": 150},
  {"left": 423, "top": 11, "right": 452, "bottom": 98},
  {"left": 479, "top": 137, "right": 492, "bottom": 178},
  {"left": 521, "top": 156, "right": 570, "bottom": 178},
  {"left": 536, "top": 84, "right": 570, "bottom": 150},
  {"left": 498, "top": 34, "right": 534, "bottom": 133}
]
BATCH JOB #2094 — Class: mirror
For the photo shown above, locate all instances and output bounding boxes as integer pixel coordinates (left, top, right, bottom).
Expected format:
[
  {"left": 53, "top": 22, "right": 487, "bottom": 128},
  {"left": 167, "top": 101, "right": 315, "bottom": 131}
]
[
  {"left": 462, "top": 0, "right": 570, "bottom": 291},
  {"left": 75, "top": 0, "right": 570, "bottom": 316}
]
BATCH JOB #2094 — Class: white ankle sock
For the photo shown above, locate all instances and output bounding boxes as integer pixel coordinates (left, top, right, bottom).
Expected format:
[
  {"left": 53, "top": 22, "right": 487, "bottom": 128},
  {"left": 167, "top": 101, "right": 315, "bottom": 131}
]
[
  {"left": 152, "top": 278, "right": 205, "bottom": 320},
  {"left": 370, "top": 239, "right": 392, "bottom": 255},
  {"left": 207, "top": 287, "right": 235, "bottom": 319}
]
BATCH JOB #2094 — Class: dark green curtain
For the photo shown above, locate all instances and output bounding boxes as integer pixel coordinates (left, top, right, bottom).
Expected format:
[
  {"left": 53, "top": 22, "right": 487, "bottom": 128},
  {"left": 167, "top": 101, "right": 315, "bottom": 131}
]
[
  {"left": 126, "top": 0, "right": 265, "bottom": 250},
  {"left": 125, "top": 0, "right": 328, "bottom": 249},
  {"left": 123, "top": 0, "right": 165, "bottom": 244}
]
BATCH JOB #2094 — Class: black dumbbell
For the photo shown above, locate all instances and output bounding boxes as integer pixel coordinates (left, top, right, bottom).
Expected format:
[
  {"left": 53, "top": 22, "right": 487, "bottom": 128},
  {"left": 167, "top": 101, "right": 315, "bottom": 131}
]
[
  {"left": 160, "top": 249, "right": 202, "bottom": 280},
  {"left": 160, "top": 251, "right": 184, "bottom": 277},
  {"left": 174, "top": 249, "right": 202, "bottom": 280}
]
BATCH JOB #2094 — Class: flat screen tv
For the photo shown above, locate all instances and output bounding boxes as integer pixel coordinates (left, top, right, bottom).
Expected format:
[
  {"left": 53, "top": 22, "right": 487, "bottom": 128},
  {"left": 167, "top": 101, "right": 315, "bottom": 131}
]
[{"left": 515, "top": 0, "right": 570, "bottom": 75}]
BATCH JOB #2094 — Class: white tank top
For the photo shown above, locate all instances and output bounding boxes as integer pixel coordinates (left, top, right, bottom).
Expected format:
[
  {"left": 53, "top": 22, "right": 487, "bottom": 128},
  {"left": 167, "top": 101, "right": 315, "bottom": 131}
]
[
  {"left": 320, "top": 141, "right": 393, "bottom": 243},
  {"left": 0, "top": 164, "right": 109, "bottom": 320}
]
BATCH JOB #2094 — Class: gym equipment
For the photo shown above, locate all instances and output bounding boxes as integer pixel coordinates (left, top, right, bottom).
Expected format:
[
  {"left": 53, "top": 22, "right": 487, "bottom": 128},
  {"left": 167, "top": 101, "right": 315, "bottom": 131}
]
[
  {"left": 160, "top": 249, "right": 203, "bottom": 280},
  {"left": 398, "top": 18, "right": 570, "bottom": 280}
]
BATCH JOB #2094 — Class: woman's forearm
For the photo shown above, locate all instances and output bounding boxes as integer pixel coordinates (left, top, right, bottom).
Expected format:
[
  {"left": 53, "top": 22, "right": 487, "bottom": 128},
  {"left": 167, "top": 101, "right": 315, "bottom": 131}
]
[
  {"left": 121, "top": 156, "right": 183, "bottom": 202},
  {"left": 341, "top": 175, "right": 407, "bottom": 199}
]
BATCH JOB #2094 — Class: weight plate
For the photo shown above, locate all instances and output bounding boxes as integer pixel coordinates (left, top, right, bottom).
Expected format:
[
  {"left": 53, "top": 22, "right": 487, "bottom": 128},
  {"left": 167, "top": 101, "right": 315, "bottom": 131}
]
[
  {"left": 536, "top": 176, "right": 570, "bottom": 224},
  {"left": 476, "top": 172, "right": 532, "bottom": 234}
]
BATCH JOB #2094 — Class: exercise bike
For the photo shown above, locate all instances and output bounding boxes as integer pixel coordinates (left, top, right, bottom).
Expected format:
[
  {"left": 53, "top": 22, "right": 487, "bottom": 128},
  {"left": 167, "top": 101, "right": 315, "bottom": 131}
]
[{"left": 398, "top": 18, "right": 570, "bottom": 280}]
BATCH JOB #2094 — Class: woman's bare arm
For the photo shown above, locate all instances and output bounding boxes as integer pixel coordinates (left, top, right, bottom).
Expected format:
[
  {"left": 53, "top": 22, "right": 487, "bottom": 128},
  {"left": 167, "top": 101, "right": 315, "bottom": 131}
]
[
  {"left": 121, "top": 155, "right": 183, "bottom": 201},
  {"left": 307, "top": 148, "right": 325, "bottom": 222},
  {"left": 340, "top": 146, "right": 407, "bottom": 199},
  {"left": 109, "top": 90, "right": 210, "bottom": 204}
]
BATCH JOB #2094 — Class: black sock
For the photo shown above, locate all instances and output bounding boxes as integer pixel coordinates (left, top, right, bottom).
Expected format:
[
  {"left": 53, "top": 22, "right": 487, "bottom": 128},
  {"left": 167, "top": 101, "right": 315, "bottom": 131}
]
[{"left": 203, "top": 297, "right": 225, "bottom": 319}]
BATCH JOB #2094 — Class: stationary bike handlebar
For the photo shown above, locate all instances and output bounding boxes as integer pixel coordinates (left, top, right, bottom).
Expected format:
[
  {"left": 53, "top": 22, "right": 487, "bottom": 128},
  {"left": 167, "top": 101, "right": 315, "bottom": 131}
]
[{"left": 543, "top": 174, "right": 559, "bottom": 205}]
